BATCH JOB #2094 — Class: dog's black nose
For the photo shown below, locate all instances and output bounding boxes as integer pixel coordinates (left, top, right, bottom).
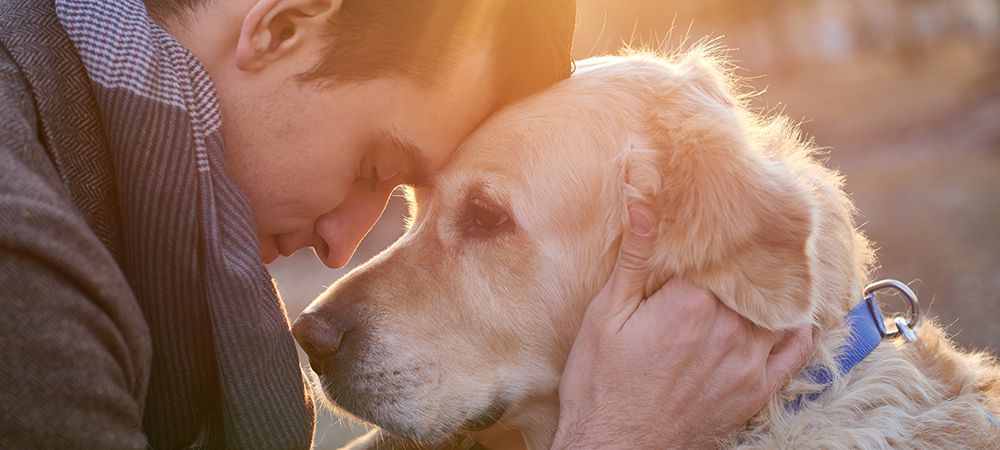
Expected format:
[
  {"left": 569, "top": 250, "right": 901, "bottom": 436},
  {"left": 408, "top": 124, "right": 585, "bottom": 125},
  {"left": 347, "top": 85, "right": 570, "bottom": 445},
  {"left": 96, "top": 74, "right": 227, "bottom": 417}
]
[{"left": 292, "top": 312, "right": 347, "bottom": 370}]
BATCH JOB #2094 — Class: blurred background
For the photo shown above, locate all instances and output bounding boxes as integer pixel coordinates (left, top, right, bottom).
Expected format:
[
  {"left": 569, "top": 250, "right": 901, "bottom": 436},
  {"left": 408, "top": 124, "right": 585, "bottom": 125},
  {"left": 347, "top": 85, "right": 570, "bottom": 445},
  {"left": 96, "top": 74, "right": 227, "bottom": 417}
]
[{"left": 270, "top": 0, "right": 1000, "bottom": 447}]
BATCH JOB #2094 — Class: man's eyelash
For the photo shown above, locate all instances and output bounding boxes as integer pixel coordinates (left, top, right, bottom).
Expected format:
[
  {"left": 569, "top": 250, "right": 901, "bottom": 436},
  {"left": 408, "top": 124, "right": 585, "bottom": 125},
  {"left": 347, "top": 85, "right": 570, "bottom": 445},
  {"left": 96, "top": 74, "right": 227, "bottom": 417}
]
[{"left": 368, "top": 164, "right": 379, "bottom": 192}]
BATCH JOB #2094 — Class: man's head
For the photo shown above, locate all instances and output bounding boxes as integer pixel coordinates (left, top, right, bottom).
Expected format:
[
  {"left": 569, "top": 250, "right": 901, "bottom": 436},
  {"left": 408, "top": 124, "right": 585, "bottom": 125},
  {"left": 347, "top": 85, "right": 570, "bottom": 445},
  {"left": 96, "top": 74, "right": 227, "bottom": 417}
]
[{"left": 149, "top": 0, "right": 576, "bottom": 268}]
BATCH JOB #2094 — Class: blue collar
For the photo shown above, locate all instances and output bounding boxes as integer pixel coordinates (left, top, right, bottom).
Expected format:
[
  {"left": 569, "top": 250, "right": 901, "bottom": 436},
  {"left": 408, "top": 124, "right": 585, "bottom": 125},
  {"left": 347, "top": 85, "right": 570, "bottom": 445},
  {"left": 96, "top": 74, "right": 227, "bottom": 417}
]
[
  {"left": 820, "top": 293, "right": 889, "bottom": 385},
  {"left": 787, "top": 292, "right": 888, "bottom": 410},
  {"left": 786, "top": 281, "right": 1000, "bottom": 429}
]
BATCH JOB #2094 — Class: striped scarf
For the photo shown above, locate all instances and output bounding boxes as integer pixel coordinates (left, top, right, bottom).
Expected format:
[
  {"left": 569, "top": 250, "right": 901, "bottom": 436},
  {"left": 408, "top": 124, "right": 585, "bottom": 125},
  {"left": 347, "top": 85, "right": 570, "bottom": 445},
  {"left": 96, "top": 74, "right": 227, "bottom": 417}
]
[{"left": 54, "top": 1, "right": 314, "bottom": 448}]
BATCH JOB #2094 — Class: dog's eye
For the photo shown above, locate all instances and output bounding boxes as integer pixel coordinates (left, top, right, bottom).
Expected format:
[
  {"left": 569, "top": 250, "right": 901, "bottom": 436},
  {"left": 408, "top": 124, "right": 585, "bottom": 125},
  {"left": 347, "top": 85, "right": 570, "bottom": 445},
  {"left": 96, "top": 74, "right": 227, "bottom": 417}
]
[{"left": 461, "top": 197, "right": 512, "bottom": 237}]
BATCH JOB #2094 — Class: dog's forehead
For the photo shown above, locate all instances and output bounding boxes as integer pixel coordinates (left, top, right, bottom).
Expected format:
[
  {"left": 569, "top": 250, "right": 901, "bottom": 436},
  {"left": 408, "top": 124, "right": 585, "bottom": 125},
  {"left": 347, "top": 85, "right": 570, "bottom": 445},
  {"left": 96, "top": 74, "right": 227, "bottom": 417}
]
[
  {"left": 449, "top": 76, "right": 631, "bottom": 181},
  {"left": 426, "top": 56, "right": 676, "bottom": 223}
]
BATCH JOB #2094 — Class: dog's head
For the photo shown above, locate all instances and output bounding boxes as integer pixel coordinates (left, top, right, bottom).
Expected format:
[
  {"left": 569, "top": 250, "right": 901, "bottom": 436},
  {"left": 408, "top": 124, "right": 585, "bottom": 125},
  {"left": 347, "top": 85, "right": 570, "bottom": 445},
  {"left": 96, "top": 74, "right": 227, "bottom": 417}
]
[{"left": 294, "top": 50, "right": 858, "bottom": 448}]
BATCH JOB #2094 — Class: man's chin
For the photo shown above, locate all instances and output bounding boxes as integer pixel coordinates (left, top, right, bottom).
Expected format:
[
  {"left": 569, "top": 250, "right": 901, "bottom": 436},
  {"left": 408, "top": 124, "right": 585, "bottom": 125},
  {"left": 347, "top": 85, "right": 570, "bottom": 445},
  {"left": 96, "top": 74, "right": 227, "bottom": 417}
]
[
  {"left": 261, "top": 249, "right": 279, "bottom": 264},
  {"left": 257, "top": 236, "right": 280, "bottom": 263}
]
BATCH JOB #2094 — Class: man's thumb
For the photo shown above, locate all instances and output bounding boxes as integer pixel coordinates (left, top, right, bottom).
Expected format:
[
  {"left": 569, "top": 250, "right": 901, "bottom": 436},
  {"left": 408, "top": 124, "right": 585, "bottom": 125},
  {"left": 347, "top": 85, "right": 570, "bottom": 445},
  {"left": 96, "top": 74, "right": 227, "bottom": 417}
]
[
  {"left": 583, "top": 202, "right": 659, "bottom": 327},
  {"left": 610, "top": 203, "right": 658, "bottom": 295}
]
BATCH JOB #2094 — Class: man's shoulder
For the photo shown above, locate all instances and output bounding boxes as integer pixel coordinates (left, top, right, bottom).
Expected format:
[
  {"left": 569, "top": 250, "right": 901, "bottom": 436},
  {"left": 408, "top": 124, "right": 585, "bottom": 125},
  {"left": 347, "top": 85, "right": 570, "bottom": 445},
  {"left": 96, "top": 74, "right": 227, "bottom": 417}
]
[
  {"left": 0, "top": 24, "right": 78, "bottom": 239},
  {"left": 0, "top": 48, "right": 140, "bottom": 348},
  {"left": 0, "top": 0, "right": 99, "bottom": 143},
  {"left": 0, "top": 38, "right": 59, "bottom": 196},
  {"left": 0, "top": 0, "right": 124, "bottom": 257},
  {"left": 0, "top": 3, "right": 123, "bottom": 290},
  {"left": 0, "top": 91, "right": 130, "bottom": 313},
  {"left": 0, "top": 0, "right": 60, "bottom": 46},
  {"left": 0, "top": 52, "right": 91, "bottom": 261}
]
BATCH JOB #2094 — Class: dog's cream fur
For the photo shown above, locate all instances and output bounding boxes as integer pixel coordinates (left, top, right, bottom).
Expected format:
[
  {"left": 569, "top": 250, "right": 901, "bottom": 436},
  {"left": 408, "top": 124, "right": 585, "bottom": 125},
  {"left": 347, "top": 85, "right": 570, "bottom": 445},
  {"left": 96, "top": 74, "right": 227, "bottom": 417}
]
[{"left": 306, "top": 48, "right": 1000, "bottom": 449}]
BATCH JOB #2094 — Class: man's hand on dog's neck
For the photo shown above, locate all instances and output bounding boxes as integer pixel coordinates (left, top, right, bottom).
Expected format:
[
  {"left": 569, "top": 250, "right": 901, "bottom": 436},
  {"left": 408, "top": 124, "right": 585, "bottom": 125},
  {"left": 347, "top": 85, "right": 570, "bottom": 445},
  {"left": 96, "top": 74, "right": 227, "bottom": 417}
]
[{"left": 550, "top": 204, "right": 814, "bottom": 449}]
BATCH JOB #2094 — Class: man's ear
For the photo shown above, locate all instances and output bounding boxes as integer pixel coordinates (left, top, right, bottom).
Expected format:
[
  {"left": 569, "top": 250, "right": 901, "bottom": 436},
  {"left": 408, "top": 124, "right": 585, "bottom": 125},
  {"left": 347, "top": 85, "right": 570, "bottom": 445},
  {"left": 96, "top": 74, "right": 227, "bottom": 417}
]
[
  {"left": 235, "top": 0, "right": 341, "bottom": 72},
  {"left": 624, "top": 52, "right": 818, "bottom": 330}
]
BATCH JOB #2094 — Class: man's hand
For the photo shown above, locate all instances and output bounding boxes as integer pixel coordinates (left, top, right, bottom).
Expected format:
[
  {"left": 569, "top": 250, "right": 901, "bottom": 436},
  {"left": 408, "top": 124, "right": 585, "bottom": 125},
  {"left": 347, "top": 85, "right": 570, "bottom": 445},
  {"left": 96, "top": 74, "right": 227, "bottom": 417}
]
[{"left": 551, "top": 204, "right": 814, "bottom": 449}]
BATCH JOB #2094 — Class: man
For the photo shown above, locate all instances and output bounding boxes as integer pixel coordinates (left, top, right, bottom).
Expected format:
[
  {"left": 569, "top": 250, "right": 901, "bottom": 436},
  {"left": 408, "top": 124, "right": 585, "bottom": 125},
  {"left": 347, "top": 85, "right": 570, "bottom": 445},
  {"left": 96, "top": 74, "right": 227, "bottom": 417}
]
[{"left": 0, "top": 0, "right": 812, "bottom": 448}]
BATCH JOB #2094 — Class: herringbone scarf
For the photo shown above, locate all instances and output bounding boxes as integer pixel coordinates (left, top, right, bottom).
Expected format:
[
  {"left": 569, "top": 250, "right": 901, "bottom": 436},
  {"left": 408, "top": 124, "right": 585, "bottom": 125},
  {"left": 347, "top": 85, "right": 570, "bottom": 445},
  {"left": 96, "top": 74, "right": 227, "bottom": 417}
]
[{"left": 54, "top": 1, "right": 314, "bottom": 448}]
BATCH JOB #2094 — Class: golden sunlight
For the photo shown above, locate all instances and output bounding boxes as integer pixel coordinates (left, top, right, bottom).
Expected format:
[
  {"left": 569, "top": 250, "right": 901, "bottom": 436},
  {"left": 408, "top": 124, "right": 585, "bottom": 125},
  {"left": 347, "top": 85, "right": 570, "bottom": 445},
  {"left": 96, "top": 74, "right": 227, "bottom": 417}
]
[{"left": 270, "top": 1, "right": 1000, "bottom": 448}]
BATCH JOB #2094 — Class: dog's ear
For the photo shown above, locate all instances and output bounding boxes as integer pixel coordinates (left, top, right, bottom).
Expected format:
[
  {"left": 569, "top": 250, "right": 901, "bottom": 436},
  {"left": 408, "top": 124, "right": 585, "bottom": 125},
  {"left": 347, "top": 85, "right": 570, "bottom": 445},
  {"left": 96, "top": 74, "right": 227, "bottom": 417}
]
[{"left": 623, "top": 52, "right": 818, "bottom": 330}]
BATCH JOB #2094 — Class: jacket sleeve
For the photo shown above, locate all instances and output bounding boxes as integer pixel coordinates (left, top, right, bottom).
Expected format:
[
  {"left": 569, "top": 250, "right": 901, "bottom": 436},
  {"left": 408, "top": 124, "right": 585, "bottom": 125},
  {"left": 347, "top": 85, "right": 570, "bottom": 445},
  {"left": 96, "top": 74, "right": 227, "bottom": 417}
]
[{"left": 0, "top": 44, "right": 151, "bottom": 450}]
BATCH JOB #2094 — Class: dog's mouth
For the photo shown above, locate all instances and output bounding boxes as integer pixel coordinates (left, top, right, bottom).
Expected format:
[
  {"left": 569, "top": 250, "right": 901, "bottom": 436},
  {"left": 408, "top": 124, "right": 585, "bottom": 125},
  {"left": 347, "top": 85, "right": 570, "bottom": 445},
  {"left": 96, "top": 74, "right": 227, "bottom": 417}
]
[
  {"left": 311, "top": 362, "right": 510, "bottom": 441},
  {"left": 461, "top": 402, "right": 507, "bottom": 431}
]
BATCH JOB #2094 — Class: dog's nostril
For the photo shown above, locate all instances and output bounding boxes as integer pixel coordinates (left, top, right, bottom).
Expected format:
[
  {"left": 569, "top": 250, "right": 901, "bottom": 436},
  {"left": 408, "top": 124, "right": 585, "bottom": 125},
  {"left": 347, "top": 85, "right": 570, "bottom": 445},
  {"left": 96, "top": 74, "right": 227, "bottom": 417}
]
[
  {"left": 300, "top": 338, "right": 334, "bottom": 360},
  {"left": 292, "top": 313, "right": 346, "bottom": 361}
]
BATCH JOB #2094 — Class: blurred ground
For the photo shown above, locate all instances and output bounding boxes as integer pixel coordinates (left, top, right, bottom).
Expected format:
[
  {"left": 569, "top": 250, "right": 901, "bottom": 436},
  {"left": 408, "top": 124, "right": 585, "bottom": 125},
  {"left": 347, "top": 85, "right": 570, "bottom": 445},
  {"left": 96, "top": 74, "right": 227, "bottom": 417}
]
[{"left": 270, "top": 1, "right": 1000, "bottom": 447}]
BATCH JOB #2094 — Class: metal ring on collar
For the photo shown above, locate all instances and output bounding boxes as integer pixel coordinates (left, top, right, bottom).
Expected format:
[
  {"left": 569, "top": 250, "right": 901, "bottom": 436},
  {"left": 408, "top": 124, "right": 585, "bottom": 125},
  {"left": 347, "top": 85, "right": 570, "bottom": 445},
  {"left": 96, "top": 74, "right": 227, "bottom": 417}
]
[{"left": 863, "top": 279, "right": 921, "bottom": 339}]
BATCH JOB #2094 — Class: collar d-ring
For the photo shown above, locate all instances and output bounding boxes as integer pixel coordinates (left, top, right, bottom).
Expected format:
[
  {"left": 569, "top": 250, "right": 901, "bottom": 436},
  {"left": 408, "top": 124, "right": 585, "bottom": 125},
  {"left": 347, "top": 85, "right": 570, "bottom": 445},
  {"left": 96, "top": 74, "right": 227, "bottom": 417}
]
[{"left": 863, "top": 279, "right": 921, "bottom": 341}]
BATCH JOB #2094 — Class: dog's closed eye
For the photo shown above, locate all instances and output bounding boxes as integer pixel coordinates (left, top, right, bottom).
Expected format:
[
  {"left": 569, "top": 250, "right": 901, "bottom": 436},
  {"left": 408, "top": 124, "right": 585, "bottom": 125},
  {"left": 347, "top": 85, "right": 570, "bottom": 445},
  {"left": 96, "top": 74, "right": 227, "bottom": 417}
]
[{"left": 458, "top": 195, "right": 512, "bottom": 238}]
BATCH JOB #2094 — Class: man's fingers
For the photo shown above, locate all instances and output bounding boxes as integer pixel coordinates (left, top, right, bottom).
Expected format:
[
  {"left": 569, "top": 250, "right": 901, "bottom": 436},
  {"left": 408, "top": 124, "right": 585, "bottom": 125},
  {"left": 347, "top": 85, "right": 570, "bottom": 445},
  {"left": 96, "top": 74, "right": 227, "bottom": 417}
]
[
  {"left": 747, "top": 322, "right": 783, "bottom": 353},
  {"left": 764, "top": 326, "right": 815, "bottom": 392}
]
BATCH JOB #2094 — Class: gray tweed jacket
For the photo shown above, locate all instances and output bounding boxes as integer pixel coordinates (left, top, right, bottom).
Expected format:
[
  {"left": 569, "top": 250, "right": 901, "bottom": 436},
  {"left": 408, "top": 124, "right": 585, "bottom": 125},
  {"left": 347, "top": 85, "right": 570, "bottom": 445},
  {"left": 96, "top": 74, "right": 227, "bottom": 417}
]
[{"left": 0, "top": 1, "right": 313, "bottom": 448}]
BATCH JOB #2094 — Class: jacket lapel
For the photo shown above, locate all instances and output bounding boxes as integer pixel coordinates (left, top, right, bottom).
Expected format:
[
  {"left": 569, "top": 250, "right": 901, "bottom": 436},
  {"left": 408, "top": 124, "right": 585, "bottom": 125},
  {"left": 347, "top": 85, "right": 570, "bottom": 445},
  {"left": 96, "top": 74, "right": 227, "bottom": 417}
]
[{"left": 0, "top": 0, "right": 123, "bottom": 262}]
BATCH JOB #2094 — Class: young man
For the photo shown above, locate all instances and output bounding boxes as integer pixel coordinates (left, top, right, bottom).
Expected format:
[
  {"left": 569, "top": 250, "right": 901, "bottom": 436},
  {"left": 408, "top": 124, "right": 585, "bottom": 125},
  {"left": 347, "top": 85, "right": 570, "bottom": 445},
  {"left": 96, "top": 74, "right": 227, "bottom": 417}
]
[{"left": 0, "top": 0, "right": 811, "bottom": 448}]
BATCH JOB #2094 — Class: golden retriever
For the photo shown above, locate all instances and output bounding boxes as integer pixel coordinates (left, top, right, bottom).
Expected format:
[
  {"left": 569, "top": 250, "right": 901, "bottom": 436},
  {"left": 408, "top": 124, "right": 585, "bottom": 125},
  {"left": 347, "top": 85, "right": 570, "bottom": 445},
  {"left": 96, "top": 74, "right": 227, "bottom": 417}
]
[{"left": 292, "top": 48, "right": 1000, "bottom": 449}]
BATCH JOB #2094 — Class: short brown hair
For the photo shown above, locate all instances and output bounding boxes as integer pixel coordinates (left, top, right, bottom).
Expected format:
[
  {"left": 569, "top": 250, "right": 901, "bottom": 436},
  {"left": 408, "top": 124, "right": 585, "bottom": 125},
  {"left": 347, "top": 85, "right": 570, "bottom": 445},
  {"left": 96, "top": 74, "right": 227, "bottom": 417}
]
[{"left": 146, "top": 0, "right": 576, "bottom": 107}]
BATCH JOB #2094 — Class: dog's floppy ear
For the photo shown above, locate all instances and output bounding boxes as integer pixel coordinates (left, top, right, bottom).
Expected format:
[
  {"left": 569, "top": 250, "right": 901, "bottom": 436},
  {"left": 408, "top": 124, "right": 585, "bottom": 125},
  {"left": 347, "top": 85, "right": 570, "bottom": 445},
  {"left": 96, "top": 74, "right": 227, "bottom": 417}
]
[{"left": 623, "top": 52, "right": 818, "bottom": 330}]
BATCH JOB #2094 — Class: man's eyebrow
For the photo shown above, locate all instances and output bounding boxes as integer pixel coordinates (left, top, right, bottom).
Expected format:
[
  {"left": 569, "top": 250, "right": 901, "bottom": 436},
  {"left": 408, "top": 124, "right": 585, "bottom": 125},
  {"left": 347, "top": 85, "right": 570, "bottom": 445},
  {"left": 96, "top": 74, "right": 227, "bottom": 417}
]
[{"left": 384, "top": 131, "right": 432, "bottom": 187}]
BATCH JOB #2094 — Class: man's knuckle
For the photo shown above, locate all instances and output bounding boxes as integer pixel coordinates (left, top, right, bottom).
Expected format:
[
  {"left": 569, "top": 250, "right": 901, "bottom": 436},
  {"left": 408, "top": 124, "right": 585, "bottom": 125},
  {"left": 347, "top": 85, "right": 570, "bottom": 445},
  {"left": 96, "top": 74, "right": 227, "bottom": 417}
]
[
  {"left": 717, "top": 321, "right": 746, "bottom": 348},
  {"left": 620, "top": 244, "right": 649, "bottom": 265},
  {"left": 693, "top": 287, "right": 717, "bottom": 304},
  {"left": 736, "top": 365, "right": 760, "bottom": 387},
  {"left": 674, "top": 290, "right": 711, "bottom": 319}
]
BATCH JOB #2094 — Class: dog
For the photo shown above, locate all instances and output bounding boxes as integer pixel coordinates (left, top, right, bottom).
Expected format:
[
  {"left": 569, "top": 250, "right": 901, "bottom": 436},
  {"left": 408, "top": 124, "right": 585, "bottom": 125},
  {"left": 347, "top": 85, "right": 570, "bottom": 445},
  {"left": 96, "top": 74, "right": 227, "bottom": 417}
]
[{"left": 292, "top": 47, "right": 1000, "bottom": 449}]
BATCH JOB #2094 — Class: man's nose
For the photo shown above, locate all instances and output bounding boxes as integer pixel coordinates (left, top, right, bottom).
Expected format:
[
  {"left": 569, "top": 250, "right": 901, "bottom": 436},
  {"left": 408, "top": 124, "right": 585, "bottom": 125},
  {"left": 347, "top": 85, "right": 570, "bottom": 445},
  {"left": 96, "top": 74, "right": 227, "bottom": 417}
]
[
  {"left": 292, "top": 312, "right": 352, "bottom": 371},
  {"left": 313, "top": 184, "right": 394, "bottom": 269}
]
